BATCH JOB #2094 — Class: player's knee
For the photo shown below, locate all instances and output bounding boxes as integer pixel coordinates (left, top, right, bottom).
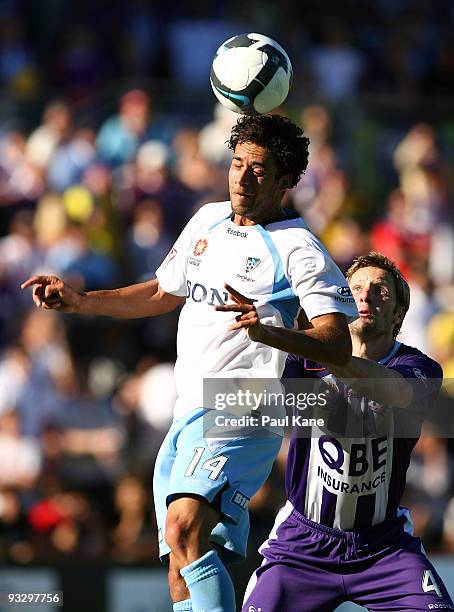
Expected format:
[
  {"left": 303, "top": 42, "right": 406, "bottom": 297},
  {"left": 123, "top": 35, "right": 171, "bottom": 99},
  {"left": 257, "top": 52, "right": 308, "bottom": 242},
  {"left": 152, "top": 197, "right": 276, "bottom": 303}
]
[
  {"left": 165, "top": 514, "right": 205, "bottom": 562},
  {"left": 165, "top": 515, "right": 190, "bottom": 552},
  {"left": 165, "top": 496, "right": 220, "bottom": 564}
]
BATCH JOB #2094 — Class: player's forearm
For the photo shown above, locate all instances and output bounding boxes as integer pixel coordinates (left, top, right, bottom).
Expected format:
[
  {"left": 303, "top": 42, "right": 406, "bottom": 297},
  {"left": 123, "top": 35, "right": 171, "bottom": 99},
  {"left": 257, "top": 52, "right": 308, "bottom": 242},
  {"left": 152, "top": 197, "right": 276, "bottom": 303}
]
[
  {"left": 325, "top": 356, "right": 413, "bottom": 408},
  {"left": 256, "top": 322, "right": 351, "bottom": 367},
  {"left": 78, "top": 279, "right": 183, "bottom": 318}
]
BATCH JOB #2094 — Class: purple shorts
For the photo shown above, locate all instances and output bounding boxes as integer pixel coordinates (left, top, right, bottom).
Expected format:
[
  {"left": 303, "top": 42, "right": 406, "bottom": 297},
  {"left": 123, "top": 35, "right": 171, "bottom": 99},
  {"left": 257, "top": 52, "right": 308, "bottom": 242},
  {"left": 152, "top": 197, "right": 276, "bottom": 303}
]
[{"left": 242, "top": 502, "right": 454, "bottom": 612}]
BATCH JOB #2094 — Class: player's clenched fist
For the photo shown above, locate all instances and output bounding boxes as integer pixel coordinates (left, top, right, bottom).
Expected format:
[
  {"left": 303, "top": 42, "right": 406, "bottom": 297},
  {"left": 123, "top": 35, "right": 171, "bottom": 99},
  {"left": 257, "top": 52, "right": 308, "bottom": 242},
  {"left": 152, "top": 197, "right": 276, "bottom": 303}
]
[{"left": 20, "top": 275, "right": 82, "bottom": 313}]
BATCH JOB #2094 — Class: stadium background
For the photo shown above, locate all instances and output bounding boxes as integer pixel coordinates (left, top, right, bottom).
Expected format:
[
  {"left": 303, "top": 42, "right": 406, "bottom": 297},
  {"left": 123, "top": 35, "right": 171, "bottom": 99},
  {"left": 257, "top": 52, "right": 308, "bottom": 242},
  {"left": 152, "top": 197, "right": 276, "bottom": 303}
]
[{"left": 1, "top": 0, "right": 454, "bottom": 610}]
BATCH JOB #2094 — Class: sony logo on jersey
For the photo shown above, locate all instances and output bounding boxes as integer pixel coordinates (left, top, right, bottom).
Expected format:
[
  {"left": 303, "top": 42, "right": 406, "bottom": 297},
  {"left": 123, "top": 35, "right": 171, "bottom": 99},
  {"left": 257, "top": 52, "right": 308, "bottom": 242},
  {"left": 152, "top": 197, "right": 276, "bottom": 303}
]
[
  {"left": 226, "top": 227, "right": 248, "bottom": 238},
  {"left": 186, "top": 280, "right": 258, "bottom": 306},
  {"left": 186, "top": 280, "right": 228, "bottom": 305}
]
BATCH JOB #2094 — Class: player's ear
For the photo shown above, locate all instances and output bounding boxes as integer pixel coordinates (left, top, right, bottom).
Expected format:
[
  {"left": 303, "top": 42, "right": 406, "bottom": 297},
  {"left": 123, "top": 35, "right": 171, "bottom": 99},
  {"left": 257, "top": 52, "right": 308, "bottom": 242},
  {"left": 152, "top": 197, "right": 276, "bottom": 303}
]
[
  {"left": 279, "top": 174, "right": 292, "bottom": 190},
  {"left": 393, "top": 305, "right": 406, "bottom": 327}
]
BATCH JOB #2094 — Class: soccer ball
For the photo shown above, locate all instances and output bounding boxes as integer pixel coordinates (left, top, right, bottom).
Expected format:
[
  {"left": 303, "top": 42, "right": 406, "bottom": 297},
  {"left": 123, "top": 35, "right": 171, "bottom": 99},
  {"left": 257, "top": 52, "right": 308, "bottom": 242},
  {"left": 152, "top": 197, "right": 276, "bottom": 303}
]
[{"left": 210, "top": 33, "right": 292, "bottom": 115}]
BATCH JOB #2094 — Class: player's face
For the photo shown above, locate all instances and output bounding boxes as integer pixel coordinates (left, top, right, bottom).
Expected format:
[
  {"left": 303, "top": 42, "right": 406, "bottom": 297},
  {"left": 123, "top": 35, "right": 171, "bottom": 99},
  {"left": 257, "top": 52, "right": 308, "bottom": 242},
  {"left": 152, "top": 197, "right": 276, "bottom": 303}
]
[
  {"left": 229, "top": 142, "right": 289, "bottom": 223},
  {"left": 349, "top": 267, "right": 403, "bottom": 341}
]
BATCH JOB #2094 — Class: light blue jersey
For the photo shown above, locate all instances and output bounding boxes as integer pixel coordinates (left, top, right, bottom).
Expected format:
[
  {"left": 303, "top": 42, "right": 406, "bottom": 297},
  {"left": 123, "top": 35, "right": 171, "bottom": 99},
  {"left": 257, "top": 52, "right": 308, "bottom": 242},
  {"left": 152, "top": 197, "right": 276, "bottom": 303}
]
[
  {"left": 154, "top": 201, "right": 358, "bottom": 562},
  {"left": 156, "top": 201, "right": 357, "bottom": 419}
]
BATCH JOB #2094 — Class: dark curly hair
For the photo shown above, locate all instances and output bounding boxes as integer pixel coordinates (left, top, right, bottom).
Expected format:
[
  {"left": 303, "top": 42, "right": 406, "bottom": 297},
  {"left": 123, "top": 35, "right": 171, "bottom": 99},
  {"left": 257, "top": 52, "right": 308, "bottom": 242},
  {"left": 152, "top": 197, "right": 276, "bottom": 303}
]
[{"left": 227, "top": 114, "right": 310, "bottom": 188}]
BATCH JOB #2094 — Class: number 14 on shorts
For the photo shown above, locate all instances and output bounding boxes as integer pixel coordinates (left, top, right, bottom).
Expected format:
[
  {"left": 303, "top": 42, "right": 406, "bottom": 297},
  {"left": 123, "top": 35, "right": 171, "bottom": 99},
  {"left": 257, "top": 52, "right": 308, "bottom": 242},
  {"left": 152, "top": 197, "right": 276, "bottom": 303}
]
[{"left": 185, "top": 447, "right": 228, "bottom": 481}]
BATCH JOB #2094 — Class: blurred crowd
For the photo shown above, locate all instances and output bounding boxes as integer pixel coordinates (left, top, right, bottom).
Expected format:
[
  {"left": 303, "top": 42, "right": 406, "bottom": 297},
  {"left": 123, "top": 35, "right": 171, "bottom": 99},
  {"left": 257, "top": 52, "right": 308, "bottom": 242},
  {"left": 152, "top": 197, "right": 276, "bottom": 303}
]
[
  {"left": 1, "top": 0, "right": 454, "bottom": 570},
  {"left": 1, "top": 0, "right": 454, "bottom": 109}
]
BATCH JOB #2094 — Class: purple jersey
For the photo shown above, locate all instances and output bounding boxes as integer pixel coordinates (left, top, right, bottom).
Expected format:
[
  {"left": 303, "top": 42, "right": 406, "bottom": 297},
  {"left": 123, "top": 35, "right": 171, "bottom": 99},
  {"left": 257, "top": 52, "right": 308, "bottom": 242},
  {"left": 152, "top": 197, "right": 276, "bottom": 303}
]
[{"left": 283, "top": 341, "right": 443, "bottom": 531}]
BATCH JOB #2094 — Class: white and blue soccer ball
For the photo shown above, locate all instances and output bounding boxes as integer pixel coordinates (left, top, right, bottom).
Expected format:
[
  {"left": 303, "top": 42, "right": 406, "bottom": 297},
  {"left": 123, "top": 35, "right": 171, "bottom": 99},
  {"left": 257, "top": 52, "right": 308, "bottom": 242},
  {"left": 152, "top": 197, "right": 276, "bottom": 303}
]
[{"left": 210, "top": 33, "right": 292, "bottom": 115}]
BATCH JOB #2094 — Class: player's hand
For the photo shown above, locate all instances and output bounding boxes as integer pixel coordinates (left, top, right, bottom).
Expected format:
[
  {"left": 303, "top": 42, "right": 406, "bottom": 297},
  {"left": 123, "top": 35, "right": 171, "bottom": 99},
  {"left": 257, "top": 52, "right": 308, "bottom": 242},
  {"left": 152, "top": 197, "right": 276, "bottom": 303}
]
[
  {"left": 20, "top": 275, "right": 83, "bottom": 313},
  {"left": 214, "top": 283, "right": 263, "bottom": 342}
]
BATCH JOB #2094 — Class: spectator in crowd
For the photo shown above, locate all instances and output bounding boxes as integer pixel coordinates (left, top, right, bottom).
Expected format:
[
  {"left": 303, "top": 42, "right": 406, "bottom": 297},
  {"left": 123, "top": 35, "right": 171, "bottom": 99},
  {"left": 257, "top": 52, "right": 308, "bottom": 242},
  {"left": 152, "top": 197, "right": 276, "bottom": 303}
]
[
  {"left": 126, "top": 198, "right": 174, "bottom": 282},
  {"left": 0, "top": 130, "right": 45, "bottom": 207},
  {"left": 404, "top": 428, "right": 453, "bottom": 549},
  {"left": 96, "top": 89, "right": 153, "bottom": 167},
  {"left": 0, "top": 408, "right": 41, "bottom": 490},
  {"left": 171, "top": 127, "right": 226, "bottom": 210},
  {"left": 25, "top": 100, "right": 72, "bottom": 175},
  {"left": 96, "top": 89, "right": 178, "bottom": 168},
  {"left": 132, "top": 139, "right": 196, "bottom": 235},
  {"left": 309, "top": 19, "right": 366, "bottom": 103},
  {"left": 0, "top": 14, "right": 39, "bottom": 99},
  {"left": 28, "top": 489, "right": 107, "bottom": 561},
  {"left": 111, "top": 475, "right": 158, "bottom": 563},
  {"left": 46, "top": 128, "right": 97, "bottom": 193}
]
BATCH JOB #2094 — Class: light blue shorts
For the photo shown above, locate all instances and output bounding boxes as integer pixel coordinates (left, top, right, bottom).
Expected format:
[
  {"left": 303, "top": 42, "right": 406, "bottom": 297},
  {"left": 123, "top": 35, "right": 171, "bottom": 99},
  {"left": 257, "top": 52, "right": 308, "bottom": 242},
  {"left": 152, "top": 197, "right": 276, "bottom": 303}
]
[{"left": 153, "top": 408, "right": 282, "bottom": 564}]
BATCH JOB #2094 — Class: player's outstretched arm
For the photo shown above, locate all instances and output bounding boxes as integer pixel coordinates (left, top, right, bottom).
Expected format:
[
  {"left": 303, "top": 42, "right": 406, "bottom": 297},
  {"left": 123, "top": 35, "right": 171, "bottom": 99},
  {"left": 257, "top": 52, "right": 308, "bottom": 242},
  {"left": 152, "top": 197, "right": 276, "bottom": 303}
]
[
  {"left": 215, "top": 283, "right": 351, "bottom": 367},
  {"left": 323, "top": 356, "right": 413, "bottom": 408},
  {"left": 254, "top": 311, "right": 351, "bottom": 366},
  {"left": 21, "top": 275, "right": 184, "bottom": 318}
]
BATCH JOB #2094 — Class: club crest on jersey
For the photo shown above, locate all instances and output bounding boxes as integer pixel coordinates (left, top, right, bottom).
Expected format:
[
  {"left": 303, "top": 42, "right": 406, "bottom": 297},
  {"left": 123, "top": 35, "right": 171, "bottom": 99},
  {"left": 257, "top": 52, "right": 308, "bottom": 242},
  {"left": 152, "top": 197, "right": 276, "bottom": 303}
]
[
  {"left": 244, "top": 257, "right": 261, "bottom": 274},
  {"left": 193, "top": 238, "right": 208, "bottom": 256}
]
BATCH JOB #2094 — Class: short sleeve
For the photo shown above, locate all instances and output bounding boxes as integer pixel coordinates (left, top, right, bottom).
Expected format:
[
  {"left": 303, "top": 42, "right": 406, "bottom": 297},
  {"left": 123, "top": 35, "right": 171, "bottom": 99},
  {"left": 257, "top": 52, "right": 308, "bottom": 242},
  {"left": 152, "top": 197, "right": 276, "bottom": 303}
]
[
  {"left": 390, "top": 355, "right": 443, "bottom": 420},
  {"left": 288, "top": 237, "right": 358, "bottom": 322},
  {"left": 155, "top": 207, "right": 206, "bottom": 296}
]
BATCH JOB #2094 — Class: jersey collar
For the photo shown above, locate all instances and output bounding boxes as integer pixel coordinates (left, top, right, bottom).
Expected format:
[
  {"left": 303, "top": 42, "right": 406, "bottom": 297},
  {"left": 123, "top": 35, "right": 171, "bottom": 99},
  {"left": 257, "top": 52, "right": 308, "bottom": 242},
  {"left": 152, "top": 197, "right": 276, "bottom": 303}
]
[
  {"left": 378, "top": 340, "right": 401, "bottom": 365},
  {"left": 229, "top": 207, "right": 300, "bottom": 226}
]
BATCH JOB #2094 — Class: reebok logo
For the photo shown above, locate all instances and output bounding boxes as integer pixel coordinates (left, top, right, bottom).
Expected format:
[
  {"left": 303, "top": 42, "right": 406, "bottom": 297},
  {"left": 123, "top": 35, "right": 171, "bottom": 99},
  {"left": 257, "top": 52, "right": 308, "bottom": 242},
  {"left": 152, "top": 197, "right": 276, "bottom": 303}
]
[{"left": 227, "top": 227, "right": 248, "bottom": 238}]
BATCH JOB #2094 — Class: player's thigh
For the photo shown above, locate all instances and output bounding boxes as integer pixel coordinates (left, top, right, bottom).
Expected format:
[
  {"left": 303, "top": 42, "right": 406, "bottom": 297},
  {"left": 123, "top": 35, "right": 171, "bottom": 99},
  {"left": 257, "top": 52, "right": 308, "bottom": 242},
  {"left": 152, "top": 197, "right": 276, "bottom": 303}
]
[
  {"left": 165, "top": 494, "right": 221, "bottom": 547},
  {"left": 242, "top": 560, "right": 344, "bottom": 612}
]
